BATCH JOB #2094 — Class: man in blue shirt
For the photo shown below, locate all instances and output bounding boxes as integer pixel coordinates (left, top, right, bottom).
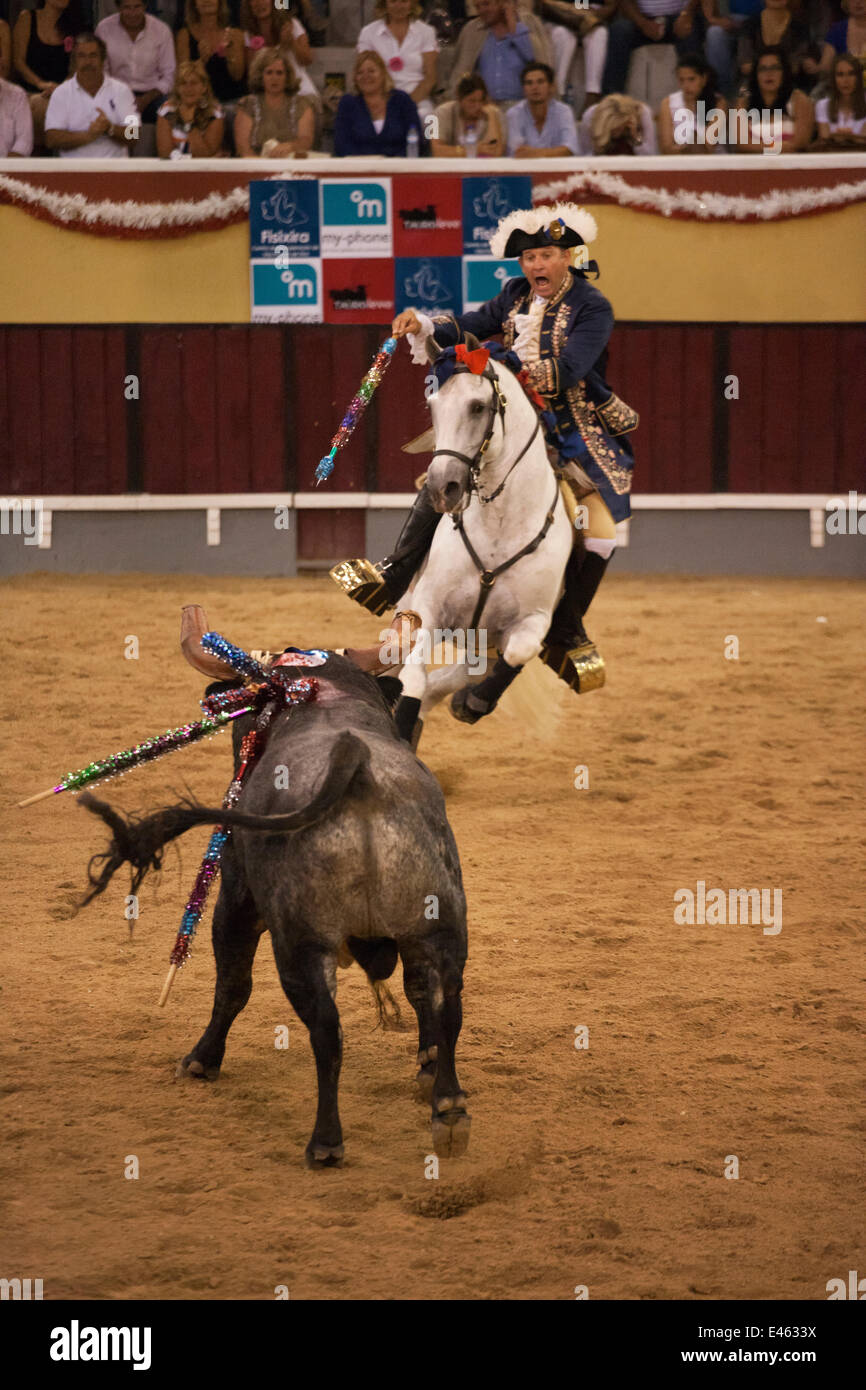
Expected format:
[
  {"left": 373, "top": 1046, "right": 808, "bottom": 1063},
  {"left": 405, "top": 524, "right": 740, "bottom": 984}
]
[
  {"left": 447, "top": 0, "right": 553, "bottom": 103},
  {"left": 507, "top": 61, "right": 579, "bottom": 155}
]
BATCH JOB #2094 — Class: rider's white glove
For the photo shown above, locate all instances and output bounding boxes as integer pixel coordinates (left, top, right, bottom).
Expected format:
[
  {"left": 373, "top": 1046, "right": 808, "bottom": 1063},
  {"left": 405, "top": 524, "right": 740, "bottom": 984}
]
[{"left": 407, "top": 311, "right": 436, "bottom": 366}]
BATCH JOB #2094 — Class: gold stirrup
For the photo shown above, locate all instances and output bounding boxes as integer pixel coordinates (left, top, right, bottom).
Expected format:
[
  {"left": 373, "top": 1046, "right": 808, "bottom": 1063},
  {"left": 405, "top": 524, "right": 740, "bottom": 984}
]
[
  {"left": 540, "top": 640, "right": 606, "bottom": 694},
  {"left": 329, "top": 558, "right": 392, "bottom": 617}
]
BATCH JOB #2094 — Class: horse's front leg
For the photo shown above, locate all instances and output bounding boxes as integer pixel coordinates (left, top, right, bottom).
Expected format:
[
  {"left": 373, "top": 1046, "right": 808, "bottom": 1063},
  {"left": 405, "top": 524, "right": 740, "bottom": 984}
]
[
  {"left": 500, "top": 611, "right": 551, "bottom": 669},
  {"left": 450, "top": 611, "right": 549, "bottom": 725},
  {"left": 393, "top": 614, "right": 432, "bottom": 743}
]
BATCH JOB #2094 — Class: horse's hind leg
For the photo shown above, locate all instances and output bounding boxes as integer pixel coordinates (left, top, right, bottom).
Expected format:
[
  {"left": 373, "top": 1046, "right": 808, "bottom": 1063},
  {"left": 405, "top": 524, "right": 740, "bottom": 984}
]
[
  {"left": 271, "top": 934, "right": 344, "bottom": 1168},
  {"left": 177, "top": 872, "right": 263, "bottom": 1082},
  {"left": 399, "top": 929, "right": 470, "bottom": 1158}
]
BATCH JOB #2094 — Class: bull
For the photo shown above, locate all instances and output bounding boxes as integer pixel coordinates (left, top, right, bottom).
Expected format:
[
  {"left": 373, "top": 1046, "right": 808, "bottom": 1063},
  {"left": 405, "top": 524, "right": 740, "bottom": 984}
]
[{"left": 80, "top": 649, "right": 470, "bottom": 1167}]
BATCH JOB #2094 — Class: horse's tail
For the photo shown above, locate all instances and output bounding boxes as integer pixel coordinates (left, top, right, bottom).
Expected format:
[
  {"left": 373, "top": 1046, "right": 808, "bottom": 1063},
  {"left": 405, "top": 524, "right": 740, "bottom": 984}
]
[{"left": 79, "top": 730, "right": 371, "bottom": 906}]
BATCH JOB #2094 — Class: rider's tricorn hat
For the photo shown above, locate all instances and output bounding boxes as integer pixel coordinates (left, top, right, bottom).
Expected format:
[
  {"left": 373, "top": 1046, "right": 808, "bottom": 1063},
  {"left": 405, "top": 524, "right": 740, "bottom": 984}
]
[{"left": 490, "top": 202, "right": 599, "bottom": 263}]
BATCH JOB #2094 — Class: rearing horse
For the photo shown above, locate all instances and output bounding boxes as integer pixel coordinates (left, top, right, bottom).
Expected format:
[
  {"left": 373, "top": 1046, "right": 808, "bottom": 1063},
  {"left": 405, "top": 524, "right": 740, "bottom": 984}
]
[{"left": 392, "top": 338, "right": 574, "bottom": 738}]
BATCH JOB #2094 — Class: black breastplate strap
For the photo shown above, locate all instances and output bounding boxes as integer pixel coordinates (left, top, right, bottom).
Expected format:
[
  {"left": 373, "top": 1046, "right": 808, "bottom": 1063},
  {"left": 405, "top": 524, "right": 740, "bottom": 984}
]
[{"left": 453, "top": 472, "right": 560, "bottom": 631}]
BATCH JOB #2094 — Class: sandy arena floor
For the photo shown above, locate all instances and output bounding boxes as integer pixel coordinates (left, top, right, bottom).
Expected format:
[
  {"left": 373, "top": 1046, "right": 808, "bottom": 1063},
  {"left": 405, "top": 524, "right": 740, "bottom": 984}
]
[{"left": 1, "top": 572, "right": 864, "bottom": 1301}]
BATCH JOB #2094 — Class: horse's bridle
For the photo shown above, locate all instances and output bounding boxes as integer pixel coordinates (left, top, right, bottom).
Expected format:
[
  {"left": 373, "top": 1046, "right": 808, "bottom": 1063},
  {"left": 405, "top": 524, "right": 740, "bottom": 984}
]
[
  {"left": 429, "top": 359, "right": 557, "bottom": 630},
  {"left": 430, "top": 361, "right": 540, "bottom": 507}
]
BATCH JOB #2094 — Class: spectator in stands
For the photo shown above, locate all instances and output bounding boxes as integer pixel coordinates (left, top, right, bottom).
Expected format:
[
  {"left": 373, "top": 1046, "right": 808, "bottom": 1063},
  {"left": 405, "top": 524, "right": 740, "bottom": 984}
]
[
  {"left": 658, "top": 50, "right": 728, "bottom": 149},
  {"left": 96, "top": 0, "right": 175, "bottom": 125},
  {"left": 736, "top": 0, "right": 820, "bottom": 91},
  {"left": 240, "top": 0, "right": 316, "bottom": 100},
  {"left": 820, "top": 0, "right": 866, "bottom": 79},
  {"left": 506, "top": 58, "right": 578, "bottom": 153},
  {"left": 446, "top": 0, "right": 552, "bottom": 104},
  {"left": 13, "top": 0, "right": 82, "bottom": 146},
  {"left": 734, "top": 43, "right": 813, "bottom": 149},
  {"left": 156, "top": 57, "right": 225, "bottom": 154},
  {"left": 582, "top": 89, "right": 657, "bottom": 149},
  {"left": 532, "top": 1, "right": 615, "bottom": 113},
  {"left": 0, "top": 73, "right": 34, "bottom": 152},
  {"left": 1, "top": 15, "right": 10, "bottom": 80},
  {"left": 700, "top": 0, "right": 762, "bottom": 99},
  {"left": 813, "top": 51, "right": 866, "bottom": 142},
  {"left": 176, "top": 0, "right": 245, "bottom": 105},
  {"left": 602, "top": 0, "right": 702, "bottom": 96},
  {"left": 234, "top": 43, "right": 313, "bottom": 152},
  {"left": 334, "top": 48, "right": 424, "bottom": 154},
  {"left": 430, "top": 70, "right": 506, "bottom": 153},
  {"left": 357, "top": 0, "right": 438, "bottom": 120},
  {"left": 44, "top": 31, "right": 138, "bottom": 155}
]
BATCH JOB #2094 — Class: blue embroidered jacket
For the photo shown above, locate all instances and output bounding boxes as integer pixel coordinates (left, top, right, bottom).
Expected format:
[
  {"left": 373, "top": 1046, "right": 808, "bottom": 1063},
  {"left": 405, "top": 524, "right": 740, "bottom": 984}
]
[{"left": 430, "top": 267, "right": 637, "bottom": 520}]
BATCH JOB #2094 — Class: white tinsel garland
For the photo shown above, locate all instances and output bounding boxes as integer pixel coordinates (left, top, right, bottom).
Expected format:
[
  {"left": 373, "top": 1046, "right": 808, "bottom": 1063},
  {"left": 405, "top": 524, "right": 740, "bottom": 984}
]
[
  {"left": 531, "top": 170, "right": 866, "bottom": 221},
  {"left": 0, "top": 174, "right": 250, "bottom": 231},
  {"left": 1, "top": 169, "right": 863, "bottom": 236}
]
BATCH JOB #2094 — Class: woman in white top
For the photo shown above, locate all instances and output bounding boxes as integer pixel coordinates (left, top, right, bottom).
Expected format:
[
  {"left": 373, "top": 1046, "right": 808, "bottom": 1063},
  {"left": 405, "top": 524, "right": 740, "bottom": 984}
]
[
  {"left": 357, "top": 0, "right": 438, "bottom": 121},
  {"left": 241, "top": 0, "right": 316, "bottom": 100},
  {"left": 658, "top": 54, "right": 728, "bottom": 153},
  {"left": 813, "top": 54, "right": 866, "bottom": 148}
]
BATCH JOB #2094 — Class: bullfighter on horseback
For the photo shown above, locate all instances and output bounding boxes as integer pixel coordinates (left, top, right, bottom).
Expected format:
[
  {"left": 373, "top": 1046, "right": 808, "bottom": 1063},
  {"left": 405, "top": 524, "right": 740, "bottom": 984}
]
[{"left": 331, "top": 201, "right": 638, "bottom": 696}]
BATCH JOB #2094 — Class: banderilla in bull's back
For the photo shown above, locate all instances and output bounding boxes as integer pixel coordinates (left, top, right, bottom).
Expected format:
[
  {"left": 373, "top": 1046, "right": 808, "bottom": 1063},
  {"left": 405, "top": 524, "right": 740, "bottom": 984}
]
[{"left": 76, "top": 647, "right": 471, "bottom": 1168}]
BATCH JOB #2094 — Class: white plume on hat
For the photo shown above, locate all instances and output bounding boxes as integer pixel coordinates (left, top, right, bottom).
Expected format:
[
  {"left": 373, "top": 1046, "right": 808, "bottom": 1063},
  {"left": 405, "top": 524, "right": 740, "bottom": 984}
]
[{"left": 489, "top": 202, "right": 599, "bottom": 261}]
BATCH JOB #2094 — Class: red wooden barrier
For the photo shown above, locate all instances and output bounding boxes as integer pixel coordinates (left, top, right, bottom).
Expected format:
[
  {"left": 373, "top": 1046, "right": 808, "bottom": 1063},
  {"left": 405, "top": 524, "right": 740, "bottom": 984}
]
[{"left": 2, "top": 326, "right": 864, "bottom": 553}]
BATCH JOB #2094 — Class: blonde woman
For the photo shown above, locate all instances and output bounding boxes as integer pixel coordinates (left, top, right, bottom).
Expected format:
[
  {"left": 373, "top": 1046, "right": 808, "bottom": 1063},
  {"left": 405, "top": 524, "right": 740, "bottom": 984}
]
[
  {"left": 177, "top": 0, "right": 245, "bottom": 105},
  {"left": 234, "top": 45, "right": 314, "bottom": 156},
  {"left": 334, "top": 48, "right": 424, "bottom": 156},
  {"left": 357, "top": 0, "right": 438, "bottom": 120},
  {"left": 431, "top": 73, "right": 505, "bottom": 156},
  {"left": 157, "top": 60, "right": 225, "bottom": 158}
]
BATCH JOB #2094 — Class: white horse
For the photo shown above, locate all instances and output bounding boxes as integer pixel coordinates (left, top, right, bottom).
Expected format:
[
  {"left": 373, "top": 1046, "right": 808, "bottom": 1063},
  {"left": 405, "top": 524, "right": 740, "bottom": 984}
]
[{"left": 393, "top": 339, "right": 574, "bottom": 725}]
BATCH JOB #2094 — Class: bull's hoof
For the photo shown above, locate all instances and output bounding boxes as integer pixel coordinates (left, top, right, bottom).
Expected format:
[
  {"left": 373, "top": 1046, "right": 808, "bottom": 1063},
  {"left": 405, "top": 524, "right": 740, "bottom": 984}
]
[
  {"left": 305, "top": 1142, "right": 345, "bottom": 1170},
  {"left": 450, "top": 687, "right": 491, "bottom": 725},
  {"left": 175, "top": 1055, "right": 220, "bottom": 1082},
  {"left": 432, "top": 1111, "right": 471, "bottom": 1159}
]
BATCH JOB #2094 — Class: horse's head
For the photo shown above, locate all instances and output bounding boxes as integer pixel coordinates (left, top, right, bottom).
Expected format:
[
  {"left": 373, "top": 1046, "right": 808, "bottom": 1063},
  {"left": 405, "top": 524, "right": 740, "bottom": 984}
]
[{"left": 425, "top": 335, "right": 527, "bottom": 513}]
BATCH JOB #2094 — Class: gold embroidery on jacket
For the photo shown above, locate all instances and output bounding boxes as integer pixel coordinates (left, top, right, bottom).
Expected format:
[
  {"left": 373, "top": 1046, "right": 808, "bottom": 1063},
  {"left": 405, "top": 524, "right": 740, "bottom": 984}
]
[
  {"left": 596, "top": 393, "right": 639, "bottom": 436},
  {"left": 549, "top": 299, "right": 632, "bottom": 495}
]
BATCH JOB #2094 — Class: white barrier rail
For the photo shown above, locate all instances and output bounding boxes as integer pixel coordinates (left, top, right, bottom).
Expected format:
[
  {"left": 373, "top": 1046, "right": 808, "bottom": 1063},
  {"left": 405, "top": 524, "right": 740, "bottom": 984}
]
[{"left": 1, "top": 492, "right": 852, "bottom": 550}]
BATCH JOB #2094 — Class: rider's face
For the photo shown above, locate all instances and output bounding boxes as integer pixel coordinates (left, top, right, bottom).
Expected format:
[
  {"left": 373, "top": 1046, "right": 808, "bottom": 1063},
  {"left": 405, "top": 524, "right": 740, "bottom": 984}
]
[{"left": 519, "top": 246, "right": 570, "bottom": 299}]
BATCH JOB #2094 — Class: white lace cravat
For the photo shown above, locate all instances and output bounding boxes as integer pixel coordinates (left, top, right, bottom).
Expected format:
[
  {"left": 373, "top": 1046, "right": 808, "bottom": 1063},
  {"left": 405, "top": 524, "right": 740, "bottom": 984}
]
[{"left": 511, "top": 295, "right": 546, "bottom": 365}]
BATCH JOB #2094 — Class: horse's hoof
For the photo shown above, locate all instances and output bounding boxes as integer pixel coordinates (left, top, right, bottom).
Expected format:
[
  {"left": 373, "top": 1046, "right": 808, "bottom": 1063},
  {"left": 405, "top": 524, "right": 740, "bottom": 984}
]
[
  {"left": 175, "top": 1056, "right": 220, "bottom": 1082},
  {"left": 305, "top": 1142, "right": 345, "bottom": 1170},
  {"left": 450, "top": 687, "right": 489, "bottom": 725},
  {"left": 432, "top": 1112, "right": 471, "bottom": 1159}
]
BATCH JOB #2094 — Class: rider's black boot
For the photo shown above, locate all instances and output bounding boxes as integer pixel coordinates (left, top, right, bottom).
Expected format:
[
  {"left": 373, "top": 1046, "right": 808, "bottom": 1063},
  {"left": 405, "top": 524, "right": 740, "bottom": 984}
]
[
  {"left": 540, "top": 549, "right": 611, "bottom": 694},
  {"left": 330, "top": 485, "right": 440, "bottom": 617}
]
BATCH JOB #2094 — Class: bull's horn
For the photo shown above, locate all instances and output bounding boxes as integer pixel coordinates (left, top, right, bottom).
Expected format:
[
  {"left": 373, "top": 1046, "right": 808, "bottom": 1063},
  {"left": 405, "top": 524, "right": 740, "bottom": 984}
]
[
  {"left": 464, "top": 332, "right": 480, "bottom": 351},
  {"left": 425, "top": 335, "right": 440, "bottom": 364},
  {"left": 180, "top": 605, "right": 238, "bottom": 680}
]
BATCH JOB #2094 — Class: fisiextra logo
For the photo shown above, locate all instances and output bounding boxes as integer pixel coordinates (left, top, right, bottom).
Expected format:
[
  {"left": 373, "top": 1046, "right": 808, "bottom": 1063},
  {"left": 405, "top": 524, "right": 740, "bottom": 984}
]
[
  {"left": 260, "top": 186, "right": 311, "bottom": 227},
  {"left": 322, "top": 182, "right": 387, "bottom": 225},
  {"left": 403, "top": 260, "right": 451, "bottom": 303}
]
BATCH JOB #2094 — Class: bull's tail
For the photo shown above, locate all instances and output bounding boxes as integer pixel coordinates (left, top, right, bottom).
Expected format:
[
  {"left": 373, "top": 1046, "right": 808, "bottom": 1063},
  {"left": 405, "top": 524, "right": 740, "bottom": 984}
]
[{"left": 79, "top": 730, "right": 371, "bottom": 906}]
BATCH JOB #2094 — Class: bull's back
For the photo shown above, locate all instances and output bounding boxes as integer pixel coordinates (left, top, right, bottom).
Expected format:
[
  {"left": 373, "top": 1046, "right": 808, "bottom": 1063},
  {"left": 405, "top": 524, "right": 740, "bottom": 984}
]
[{"left": 234, "top": 727, "right": 465, "bottom": 947}]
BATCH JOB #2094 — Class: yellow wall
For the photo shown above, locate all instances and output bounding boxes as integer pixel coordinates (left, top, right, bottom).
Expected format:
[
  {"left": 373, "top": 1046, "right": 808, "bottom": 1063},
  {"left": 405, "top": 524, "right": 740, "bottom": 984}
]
[{"left": 1, "top": 199, "right": 863, "bottom": 323}]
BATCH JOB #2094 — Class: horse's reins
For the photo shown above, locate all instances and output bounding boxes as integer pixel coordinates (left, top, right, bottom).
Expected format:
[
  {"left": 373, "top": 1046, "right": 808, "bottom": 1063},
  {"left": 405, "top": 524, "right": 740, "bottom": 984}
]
[{"left": 430, "top": 361, "right": 557, "bottom": 630}]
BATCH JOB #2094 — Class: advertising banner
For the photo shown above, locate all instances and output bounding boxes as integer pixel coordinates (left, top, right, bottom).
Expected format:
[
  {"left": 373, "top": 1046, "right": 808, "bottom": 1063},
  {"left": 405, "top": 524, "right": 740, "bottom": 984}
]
[{"left": 249, "top": 175, "right": 533, "bottom": 324}]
